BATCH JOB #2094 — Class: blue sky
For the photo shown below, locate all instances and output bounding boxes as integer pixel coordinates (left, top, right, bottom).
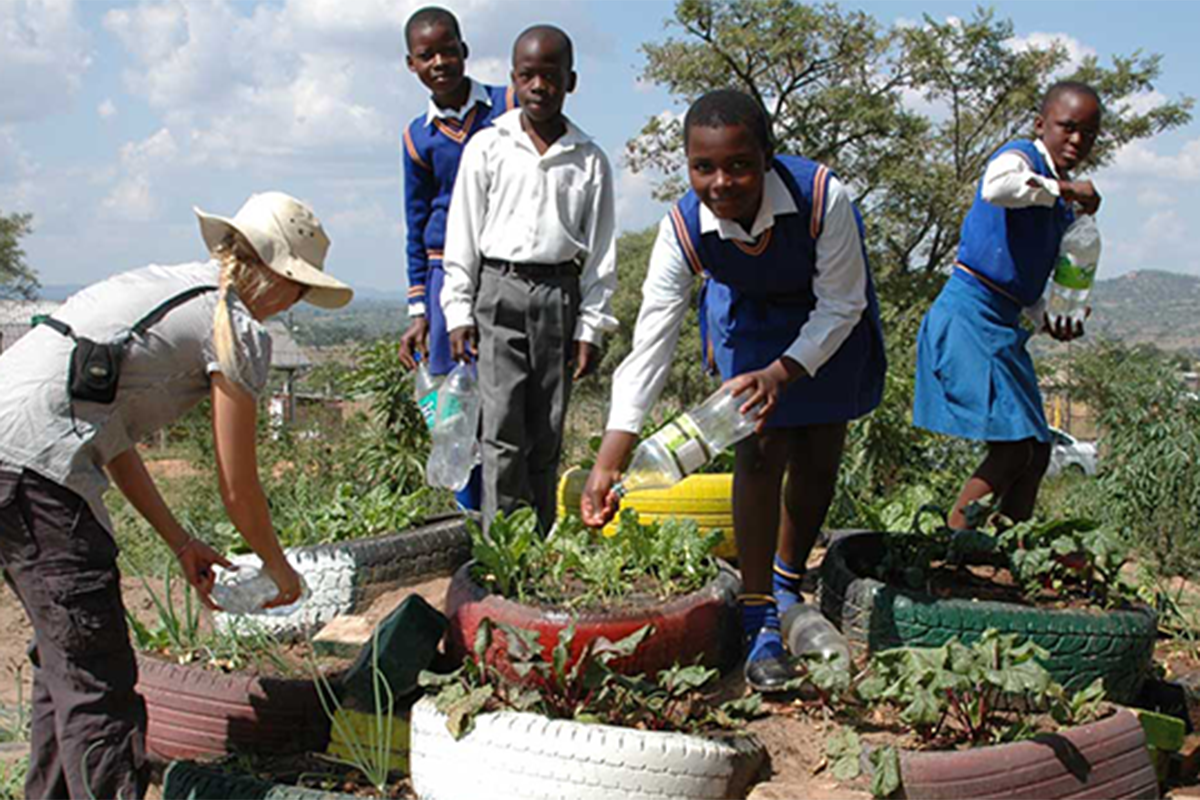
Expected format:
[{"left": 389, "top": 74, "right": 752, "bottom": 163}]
[{"left": 2, "top": 0, "right": 1198, "bottom": 295}]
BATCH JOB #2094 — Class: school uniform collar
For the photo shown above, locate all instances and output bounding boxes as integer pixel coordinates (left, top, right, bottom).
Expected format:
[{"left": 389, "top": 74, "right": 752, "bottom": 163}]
[
  {"left": 425, "top": 78, "right": 492, "bottom": 126},
  {"left": 1033, "top": 139, "right": 1061, "bottom": 180},
  {"left": 493, "top": 108, "right": 592, "bottom": 156},
  {"left": 699, "top": 166, "right": 798, "bottom": 242}
]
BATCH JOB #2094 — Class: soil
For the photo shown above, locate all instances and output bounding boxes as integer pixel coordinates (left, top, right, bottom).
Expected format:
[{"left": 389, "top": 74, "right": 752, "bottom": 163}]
[{"left": 211, "top": 752, "right": 417, "bottom": 798}]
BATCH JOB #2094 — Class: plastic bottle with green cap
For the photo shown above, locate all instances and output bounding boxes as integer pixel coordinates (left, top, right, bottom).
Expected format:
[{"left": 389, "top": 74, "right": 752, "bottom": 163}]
[
  {"left": 614, "top": 385, "right": 757, "bottom": 497},
  {"left": 1048, "top": 212, "right": 1101, "bottom": 328}
]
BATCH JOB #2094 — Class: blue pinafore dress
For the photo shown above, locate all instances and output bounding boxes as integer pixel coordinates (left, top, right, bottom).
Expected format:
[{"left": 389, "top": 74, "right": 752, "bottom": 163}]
[
  {"left": 913, "top": 140, "right": 1074, "bottom": 444},
  {"left": 674, "top": 156, "right": 886, "bottom": 428}
]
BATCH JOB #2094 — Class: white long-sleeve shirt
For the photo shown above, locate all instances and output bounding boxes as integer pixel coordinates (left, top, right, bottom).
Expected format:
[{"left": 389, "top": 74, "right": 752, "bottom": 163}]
[
  {"left": 606, "top": 168, "right": 869, "bottom": 433},
  {"left": 440, "top": 109, "right": 618, "bottom": 345}
]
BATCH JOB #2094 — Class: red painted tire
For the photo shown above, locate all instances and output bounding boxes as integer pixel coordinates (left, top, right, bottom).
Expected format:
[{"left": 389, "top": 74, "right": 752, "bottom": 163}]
[
  {"left": 445, "top": 560, "right": 741, "bottom": 678},
  {"left": 136, "top": 655, "right": 331, "bottom": 763},
  {"left": 896, "top": 708, "right": 1158, "bottom": 800}
]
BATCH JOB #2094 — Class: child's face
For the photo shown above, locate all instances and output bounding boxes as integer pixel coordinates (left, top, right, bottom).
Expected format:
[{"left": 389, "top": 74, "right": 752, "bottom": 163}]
[
  {"left": 511, "top": 36, "right": 575, "bottom": 124},
  {"left": 1035, "top": 91, "right": 1101, "bottom": 173},
  {"left": 686, "top": 123, "right": 768, "bottom": 228},
  {"left": 406, "top": 22, "right": 467, "bottom": 100}
]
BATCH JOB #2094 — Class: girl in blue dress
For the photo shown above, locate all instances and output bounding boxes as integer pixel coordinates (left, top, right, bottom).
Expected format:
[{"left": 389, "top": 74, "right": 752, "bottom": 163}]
[
  {"left": 582, "top": 90, "right": 886, "bottom": 691},
  {"left": 914, "top": 81, "right": 1102, "bottom": 529}
]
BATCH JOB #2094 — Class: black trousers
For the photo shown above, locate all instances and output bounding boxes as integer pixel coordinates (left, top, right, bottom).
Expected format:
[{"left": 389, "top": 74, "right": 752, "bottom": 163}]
[{"left": 0, "top": 469, "right": 147, "bottom": 800}]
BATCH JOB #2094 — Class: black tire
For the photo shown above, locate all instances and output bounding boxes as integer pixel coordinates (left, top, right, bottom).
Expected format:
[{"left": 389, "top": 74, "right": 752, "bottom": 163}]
[
  {"left": 162, "top": 760, "right": 357, "bottom": 799},
  {"left": 819, "top": 532, "right": 1157, "bottom": 703}
]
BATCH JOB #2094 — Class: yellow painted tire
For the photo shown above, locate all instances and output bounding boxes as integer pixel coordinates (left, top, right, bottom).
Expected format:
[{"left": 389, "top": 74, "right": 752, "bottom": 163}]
[{"left": 556, "top": 467, "right": 737, "bottom": 559}]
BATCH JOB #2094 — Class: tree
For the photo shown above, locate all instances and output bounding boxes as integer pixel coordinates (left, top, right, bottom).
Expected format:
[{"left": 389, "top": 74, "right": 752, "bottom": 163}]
[{"left": 0, "top": 211, "right": 37, "bottom": 300}]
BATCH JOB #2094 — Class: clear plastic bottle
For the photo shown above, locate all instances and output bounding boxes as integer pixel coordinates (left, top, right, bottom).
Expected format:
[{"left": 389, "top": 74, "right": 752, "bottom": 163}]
[
  {"left": 1047, "top": 212, "right": 1101, "bottom": 328},
  {"left": 413, "top": 359, "right": 443, "bottom": 431},
  {"left": 427, "top": 362, "right": 481, "bottom": 492},
  {"left": 212, "top": 566, "right": 310, "bottom": 616},
  {"left": 614, "top": 386, "right": 757, "bottom": 497},
  {"left": 782, "top": 603, "right": 851, "bottom": 666}
]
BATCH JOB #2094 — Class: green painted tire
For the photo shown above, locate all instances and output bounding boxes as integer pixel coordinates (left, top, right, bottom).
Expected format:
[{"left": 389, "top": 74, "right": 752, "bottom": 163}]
[
  {"left": 162, "top": 760, "right": 357, "bottom": 799},
  {"left": 819, "top": 531, "right": 1157, "bottom": 704}
]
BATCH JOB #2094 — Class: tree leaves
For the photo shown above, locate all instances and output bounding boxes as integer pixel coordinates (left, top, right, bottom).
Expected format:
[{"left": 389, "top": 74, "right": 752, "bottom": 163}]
[{"left": 0, "top": 211, "right": 36, "bottom": 301}]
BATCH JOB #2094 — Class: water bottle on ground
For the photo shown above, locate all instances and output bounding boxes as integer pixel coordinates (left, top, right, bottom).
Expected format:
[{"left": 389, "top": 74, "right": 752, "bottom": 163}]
[
  {"left": 427, "top": 362, "right": 481, "bottom": 492},
  {"left": 782, "top": 603, "right": 851, "bottom": 666},
  {"left": 1047, "top": 212, "right": 1101, "bottom": 329},
  {"left": 614, "top": 386, "right": 758, "bottom": 497},
  {"left": 413, "top": 359, "right": 442, "bottom": 431},
  {"left": 212, "top": 566, "right": 310, "bottom": 616}
]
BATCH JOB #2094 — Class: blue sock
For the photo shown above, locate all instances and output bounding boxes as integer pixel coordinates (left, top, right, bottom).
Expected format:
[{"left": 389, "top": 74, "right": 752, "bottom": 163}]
[
  {"left": 772, "top": 555, "right": 805, "bottom": 616},
  {"left": 740, "top": 595, "right": 784, "bottom": 664}
]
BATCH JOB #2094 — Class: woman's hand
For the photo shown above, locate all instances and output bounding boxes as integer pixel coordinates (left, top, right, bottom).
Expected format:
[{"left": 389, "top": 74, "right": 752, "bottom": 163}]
[
  {"left": 175, "top": 539, "right": 234, "bottom": 611},
  {"left": 723, "top": 357, "right": 805, "bottom": 433},
  {"left": 260, "top": 556, "right": 305, "bottom": 609}
]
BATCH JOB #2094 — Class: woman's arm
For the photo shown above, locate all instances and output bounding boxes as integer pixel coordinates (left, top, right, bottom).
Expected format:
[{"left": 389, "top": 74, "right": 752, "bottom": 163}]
[
  {"left": 210, "top": 372, "right": 303, "bottom": 608},
  {"left": 106, "top": 447, "right": 233, "bottom": 608}
]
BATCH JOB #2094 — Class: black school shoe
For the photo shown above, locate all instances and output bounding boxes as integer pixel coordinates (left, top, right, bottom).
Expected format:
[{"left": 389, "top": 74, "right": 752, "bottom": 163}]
[{"left": 744, "top": 651, "right": 796, "bottom": 693}]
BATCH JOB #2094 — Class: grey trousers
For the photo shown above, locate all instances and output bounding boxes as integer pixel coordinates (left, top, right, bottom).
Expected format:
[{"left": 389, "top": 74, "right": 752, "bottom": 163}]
[
  {"left": 476, "top": 265, "right": 580, "bottom": 533},
  {"left": 0, "top": 469, "right": 147, "bottom": 800}
]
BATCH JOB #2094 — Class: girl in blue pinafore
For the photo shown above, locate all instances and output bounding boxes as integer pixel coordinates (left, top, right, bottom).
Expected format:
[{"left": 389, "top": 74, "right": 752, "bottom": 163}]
[
  {"left": 914, "top": 81, "right": 1103, "bottom": 529},
  {"left": 583, "top": 90, "right": 886, "bottom": 692}
]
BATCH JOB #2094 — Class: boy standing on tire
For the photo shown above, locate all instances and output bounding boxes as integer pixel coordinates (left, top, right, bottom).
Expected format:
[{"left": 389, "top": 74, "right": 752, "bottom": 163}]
[
  {"left": 396, "top": 6, "right": 516, "bottom": 511},
  {"left": 440, "top": 25, "right": 618, "bottom": 533}
]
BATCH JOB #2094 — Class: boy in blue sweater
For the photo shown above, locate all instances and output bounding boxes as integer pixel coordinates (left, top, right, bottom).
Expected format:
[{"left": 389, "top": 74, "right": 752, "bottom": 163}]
[
  {"left": 914, "top": 81, "right": 1102, "bottom": 529},
  {"left": 397, "top": 6, "right": 515, "bottom": 510}
]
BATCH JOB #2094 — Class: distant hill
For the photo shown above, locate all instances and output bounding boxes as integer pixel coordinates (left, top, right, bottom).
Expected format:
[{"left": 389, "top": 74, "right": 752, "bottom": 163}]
[{"left": 1086, "top": 269, "right": 1200, "bottom": 354}]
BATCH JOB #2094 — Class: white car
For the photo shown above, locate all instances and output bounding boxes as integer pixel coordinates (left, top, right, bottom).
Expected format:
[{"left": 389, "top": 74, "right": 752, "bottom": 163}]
[{"left": 1047, "top": 427, "right": 1098, "bottom": 477}]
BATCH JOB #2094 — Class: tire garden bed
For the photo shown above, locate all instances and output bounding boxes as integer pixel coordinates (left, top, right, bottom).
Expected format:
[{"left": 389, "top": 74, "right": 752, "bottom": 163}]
[
  {"left": 138, "top": 515, "right": 471, "bottom": 763},
  {"left": 820, "top": 531, "right": 1158, "bottom": 703}
]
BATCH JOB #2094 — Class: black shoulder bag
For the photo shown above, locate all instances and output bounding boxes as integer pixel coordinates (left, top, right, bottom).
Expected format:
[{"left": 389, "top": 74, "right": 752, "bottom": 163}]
[{"left": 40, "top": 285, "right": 217, "bottom": 404}]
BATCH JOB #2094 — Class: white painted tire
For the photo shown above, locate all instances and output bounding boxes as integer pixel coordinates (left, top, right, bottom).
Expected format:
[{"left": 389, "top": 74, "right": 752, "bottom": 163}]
[
  {"left": 212, "top": 547, "right": 356, "bottom": 639},
  {"left": 410, "top": 697, "right": 765, "bottom": 800}
]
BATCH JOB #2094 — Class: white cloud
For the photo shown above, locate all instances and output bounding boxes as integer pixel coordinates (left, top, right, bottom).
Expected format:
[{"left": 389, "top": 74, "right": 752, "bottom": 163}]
[
  {"left": 615, "top": 165, "right": 666, "bottom": 233},
  {"left": 0, "top": 127, "right": 35, "bottom": 185},
  {"left": 101, "top": 128, "right": 179, "bottom": 221},
  {"left": 1135, "top": 187, "right": 1175, "bottom": 208},
  {"left": 1109, "top": 137, "right": 1200, "bottom": 182},
  {"left": 98, "top": 98, "right": 116, "bottom": 120},
  {"left": 1005, "top": 31, "right": 1096, "bottom": 75},
  {"left": 1122, "top": 90, "right": 1167, "bottom": 116},
  {"left": 0, "top": 0, "right": 91, "bottom": 122}
]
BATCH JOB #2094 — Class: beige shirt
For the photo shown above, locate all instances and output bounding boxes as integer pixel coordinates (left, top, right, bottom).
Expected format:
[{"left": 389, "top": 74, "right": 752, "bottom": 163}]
[{"left": 440, "top": 109, "right": 618, "bottom": 345}]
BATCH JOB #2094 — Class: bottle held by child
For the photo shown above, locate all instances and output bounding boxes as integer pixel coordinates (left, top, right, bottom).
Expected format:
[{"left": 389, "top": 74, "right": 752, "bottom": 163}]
[
  {"left": 413, "top": 359, "right": 443, "bottom": 431},
  {"left": 212, "top": 566, "right": 310, "bottom": 616},
  {"left": 614, "top": 386, "right": 757, "bottom": 497},
  {"left": 1047, "top": 212, "right": 1101, "bottom": 329},
  {"left": 426, "top": 361, "right": 481, "bottom": 492},
  {"left": 782, "top": 603, "right": 851, "bottom": 666}
]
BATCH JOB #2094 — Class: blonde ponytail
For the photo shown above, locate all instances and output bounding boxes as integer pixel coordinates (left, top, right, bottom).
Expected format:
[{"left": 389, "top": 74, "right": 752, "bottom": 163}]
[{"left": 210, "top": 234, "right": 275, "bottom": 392}]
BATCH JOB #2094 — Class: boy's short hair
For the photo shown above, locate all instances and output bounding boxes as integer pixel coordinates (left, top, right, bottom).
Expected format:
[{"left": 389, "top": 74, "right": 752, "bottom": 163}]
[
  {"left": 513, "top": 24, "right": 574, "bottom": 70},
  {"left": 1040, "top": 81, "right": 1103, "bottom": 115},
  {"left": 684, "top": 89, "right": 773, "bottom": 156},
  {"left": 405, "top": 6, "right": 462, "bottom": 49}
]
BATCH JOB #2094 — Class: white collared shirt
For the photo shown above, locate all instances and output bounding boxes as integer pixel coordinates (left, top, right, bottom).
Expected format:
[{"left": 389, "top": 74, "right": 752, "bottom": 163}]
[
  {"left": 606, "top": 168, "right": 869, "bottom": 433},
  {"left": 440, "top": 108, "right": 618, "bottom": 344},
  {"left": 981, "top": 139, "right": 1065, "bottom": 208},
  {"left": 425, "top": 78, "right": 493, "bottom": 125}
]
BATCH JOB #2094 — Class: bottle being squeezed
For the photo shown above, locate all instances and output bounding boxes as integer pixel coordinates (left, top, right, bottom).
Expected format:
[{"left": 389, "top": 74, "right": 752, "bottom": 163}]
[
  {"left": 212, "top": 566, "right": 310, "bottom": 616},
  {"left": 1047, "top": 212, "right": 1101, "bottom": 329},
  {"left": 614, "top": 386, "right": 757, "bottom": 497}
]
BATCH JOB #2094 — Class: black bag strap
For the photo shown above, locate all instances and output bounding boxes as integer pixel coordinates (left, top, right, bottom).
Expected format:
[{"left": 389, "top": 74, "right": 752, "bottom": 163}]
[{"left": 40, "top": 284, "right": 218, "bottom": 341}]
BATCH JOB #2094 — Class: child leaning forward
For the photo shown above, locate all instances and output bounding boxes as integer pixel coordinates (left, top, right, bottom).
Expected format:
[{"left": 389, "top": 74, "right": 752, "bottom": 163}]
[
  {"left": 441, "top": 24, "right": 617, "bottom": 534},
  {"left": 913, "top": 81, "right": 1102, "bottom": 529},
  {"left": 582, "top": 90, "right": 885, "bottom": 692}
]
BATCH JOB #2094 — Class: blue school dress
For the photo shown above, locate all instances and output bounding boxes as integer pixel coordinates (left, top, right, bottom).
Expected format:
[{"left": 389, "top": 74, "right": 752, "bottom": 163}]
[
  {"left": 403, "top": 83, "right": 515, "bottom": 510},
  {"left": 913, "top": 140, "right": 1075, "bottom": 443},
  {"left": 673, "top": 156, "right": 886, "bottom": 428},
  {"left": 403, "top": 83, "right": 516, "bottom": 377}
]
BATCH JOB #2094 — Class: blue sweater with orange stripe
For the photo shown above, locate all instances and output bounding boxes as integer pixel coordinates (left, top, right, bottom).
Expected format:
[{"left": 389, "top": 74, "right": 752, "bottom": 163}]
[{"left": 403, "top": 83, "right": 515, "bottom": 313}]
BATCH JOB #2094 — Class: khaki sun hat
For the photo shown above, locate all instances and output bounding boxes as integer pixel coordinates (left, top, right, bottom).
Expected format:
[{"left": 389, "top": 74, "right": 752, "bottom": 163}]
[{"left": 194, "top": 191, "right": 353, "bottom": 309}]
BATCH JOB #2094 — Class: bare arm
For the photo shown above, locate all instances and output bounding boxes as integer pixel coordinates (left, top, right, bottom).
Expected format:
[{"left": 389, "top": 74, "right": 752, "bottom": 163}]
[
  {"left": 210, "top": 373, "right": 303, "bottom": 608},
  {"left": 107, "top": 447, "right": 232, "bottom": 609}
]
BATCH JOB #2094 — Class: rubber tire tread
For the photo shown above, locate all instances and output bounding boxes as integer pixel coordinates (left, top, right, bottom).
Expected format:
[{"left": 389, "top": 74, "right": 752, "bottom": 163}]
[
  {"left": 896, "top": 708, "right": 1158, "bottom": 799},
  {"left": 409, "top": 697, "right": 766, "bottom": 800},
  {"left": 445, "top": 560, "right": 742, "bottom": 679},
  {"left": 163, "top": 760, "right": 357, "bottom": 799},
  {"left": 136, "top": 655, "right": 331, "bottom": 763},
  {"left": 819, "top": 532, "right": 1157, "bottom": 703}
]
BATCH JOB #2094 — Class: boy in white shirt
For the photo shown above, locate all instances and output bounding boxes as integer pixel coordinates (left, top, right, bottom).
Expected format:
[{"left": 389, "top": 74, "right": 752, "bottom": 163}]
[{"left": 440, "top": 24, "right": 617, "bottom": 532}]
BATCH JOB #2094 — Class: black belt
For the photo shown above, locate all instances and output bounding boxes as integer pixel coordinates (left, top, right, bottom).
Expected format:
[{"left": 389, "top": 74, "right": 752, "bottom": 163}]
[{"left": 482, "top": 257, "right": 579, "bottom": 278}]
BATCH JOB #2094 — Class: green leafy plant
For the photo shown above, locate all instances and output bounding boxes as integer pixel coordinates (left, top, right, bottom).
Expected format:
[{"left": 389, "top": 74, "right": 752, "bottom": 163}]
[
  {"left": 419, "top": 618, "right": 762, "bottom": 740},
  {"left": 0, "top": 664, "right": 29, "bottom": 744},
  {"left": 470, "top": 508, "right": 723, "bottom": 609},
  {"left": 0, "top": 757, "right": 25, "bottom": 800}
]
